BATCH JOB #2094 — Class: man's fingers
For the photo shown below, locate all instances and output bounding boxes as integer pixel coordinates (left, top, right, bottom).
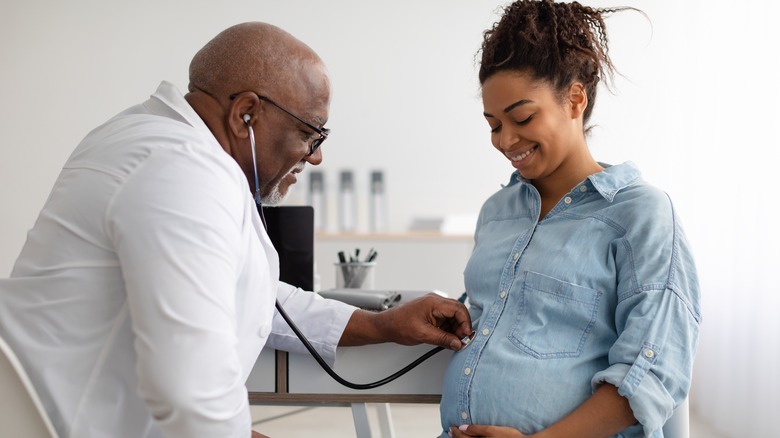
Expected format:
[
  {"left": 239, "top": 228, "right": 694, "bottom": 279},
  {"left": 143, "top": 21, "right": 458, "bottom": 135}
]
[
  {"left": 441, "top": 331, "right": 462, "bottom": 351},
  {"left": 379, "top": 293, "right": 472, "bottom": 348},
  {"left": 425, "top": 295, "right": 473, "bottom": 348},
  {"left": 428, "top": 295, "right": 472, "bottom": 328},
  {"left": 429, "top": 326, "right": 472, "bottom": 351}
]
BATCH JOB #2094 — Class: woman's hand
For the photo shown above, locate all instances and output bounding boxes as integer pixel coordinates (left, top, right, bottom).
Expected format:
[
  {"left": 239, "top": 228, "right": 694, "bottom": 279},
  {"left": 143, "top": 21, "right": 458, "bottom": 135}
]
[
  {"left": 251, "top": 431, "right": 270, "bottom": 438},
  {"left": 450, "top": 424, "right": 528, "bottom": 437}
]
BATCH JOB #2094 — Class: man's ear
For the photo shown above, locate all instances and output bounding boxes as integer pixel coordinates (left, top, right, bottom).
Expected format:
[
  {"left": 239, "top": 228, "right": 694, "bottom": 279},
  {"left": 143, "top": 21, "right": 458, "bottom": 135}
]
[
  {"left": 568, "top": 82, "right": 588, "bottom": 120},
  {"left": 227, "top": 92, "right": 261, "bottom": 138}
]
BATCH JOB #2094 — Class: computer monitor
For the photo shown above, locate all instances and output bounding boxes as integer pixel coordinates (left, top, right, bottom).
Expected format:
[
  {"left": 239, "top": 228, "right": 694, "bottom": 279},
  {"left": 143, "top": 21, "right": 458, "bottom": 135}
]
[{"left": 260, "top": 205, "right": 315, "bottom": 291}]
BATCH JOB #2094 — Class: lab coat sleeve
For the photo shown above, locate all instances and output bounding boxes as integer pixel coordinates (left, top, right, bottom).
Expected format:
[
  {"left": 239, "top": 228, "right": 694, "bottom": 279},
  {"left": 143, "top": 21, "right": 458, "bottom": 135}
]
[
  {"left": 266, "top": 281, "right": 357, "bottom": 366},
  {"left": 107, "top": 146, "right": 253, "bottom": 438}
]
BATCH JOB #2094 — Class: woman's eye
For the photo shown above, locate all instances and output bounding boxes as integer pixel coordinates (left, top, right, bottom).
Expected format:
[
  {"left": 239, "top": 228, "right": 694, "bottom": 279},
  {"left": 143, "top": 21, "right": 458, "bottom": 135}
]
[{"left": 515, "top": 115, "right": 532, "bottom": 126}]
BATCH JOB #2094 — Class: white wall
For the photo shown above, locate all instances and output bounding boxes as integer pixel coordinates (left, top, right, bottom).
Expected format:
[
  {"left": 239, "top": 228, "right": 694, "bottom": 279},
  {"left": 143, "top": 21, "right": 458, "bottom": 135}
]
[
  {"left": 1, "top": 1, "right": 778, "bottom": 436},
  {"left": 0, "top": 0, "right": 506, "bottom": 275}
]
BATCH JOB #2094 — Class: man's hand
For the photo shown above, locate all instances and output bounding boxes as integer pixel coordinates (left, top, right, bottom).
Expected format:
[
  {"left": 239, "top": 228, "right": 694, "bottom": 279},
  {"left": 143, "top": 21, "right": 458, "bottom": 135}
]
[
  {"left": 377, "top": 293, "right": 473, "bottom": 350},
  {"left": 340, "top": 293, "right": 472, "bottom": 350}
]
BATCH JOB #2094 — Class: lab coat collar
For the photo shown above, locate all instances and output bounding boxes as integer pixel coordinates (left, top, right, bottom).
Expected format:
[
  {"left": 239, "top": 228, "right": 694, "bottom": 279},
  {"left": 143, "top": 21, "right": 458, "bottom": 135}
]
[{"left": 146, "top": 81, "right": 221, "bottom": 150}]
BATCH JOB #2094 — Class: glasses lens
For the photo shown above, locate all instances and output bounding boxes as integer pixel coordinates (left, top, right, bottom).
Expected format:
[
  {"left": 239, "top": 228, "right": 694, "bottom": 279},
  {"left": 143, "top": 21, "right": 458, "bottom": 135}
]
[{"left": 309, "top": 137, "right": 324, "bottom": 156}]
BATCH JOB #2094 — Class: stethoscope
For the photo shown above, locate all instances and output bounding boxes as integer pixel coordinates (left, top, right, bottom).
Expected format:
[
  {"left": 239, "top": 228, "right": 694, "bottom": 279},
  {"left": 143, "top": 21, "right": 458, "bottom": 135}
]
[{"left": 244, "top": 116, "right": 451, "bottom": 389}]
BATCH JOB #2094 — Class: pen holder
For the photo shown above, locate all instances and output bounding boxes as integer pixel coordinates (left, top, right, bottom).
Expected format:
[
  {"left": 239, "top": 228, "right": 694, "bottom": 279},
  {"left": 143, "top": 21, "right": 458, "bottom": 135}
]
[{"left": 334, "top": 262, "right": 376, "bottom": 289}]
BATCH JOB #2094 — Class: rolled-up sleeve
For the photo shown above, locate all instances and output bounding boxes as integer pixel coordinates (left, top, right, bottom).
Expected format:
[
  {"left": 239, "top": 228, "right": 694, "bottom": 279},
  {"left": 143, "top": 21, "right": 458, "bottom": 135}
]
[
  {"left": 267, "top": 282, "right": 357, "bottom": 366},
  {"left": 592, "top": 194, "right": 701, "bottom": 437}
]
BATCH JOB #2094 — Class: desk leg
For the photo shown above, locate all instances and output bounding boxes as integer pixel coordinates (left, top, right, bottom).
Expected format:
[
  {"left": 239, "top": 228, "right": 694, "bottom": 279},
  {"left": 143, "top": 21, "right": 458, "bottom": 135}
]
[
  {"left": 351, "top": 403, "right": 373, "bottom": 438},
  {"left": 376, "top": 403, "right": 396, "bottom": 438}
]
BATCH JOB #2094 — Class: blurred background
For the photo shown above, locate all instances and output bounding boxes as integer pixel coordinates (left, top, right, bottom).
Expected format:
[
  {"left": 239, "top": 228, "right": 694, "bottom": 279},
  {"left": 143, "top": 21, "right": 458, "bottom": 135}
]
[{"left": 1, "top": 1, "right": 777, "bottom": 436}]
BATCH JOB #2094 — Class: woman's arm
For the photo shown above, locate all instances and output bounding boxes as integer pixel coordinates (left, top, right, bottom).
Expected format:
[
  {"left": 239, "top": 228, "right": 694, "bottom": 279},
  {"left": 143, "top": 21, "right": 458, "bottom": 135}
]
[
  {"left": 535, "top": 383, "right": 636, "bottom": 438},
  {"left": 452, "top": 383, "right": 636, "bottom": 438}
]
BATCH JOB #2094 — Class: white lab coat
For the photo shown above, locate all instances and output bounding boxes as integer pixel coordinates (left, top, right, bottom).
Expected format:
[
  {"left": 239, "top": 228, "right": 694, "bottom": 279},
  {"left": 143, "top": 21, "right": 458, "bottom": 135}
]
[{"left": 0, "top": 81, "right": 355, "bottom": 438}]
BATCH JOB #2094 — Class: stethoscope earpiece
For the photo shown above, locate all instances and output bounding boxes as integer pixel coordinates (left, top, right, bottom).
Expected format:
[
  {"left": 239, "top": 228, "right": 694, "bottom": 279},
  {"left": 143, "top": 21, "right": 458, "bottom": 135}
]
[{"left": 244, "top": 115, "right": 261, "bottom": 205}]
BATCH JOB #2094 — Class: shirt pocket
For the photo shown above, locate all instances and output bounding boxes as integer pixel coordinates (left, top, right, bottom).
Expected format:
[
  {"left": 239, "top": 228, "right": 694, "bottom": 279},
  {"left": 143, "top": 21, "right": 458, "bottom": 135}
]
[{"left": 508, "top": 270, "right": 602, "bottom": 359}]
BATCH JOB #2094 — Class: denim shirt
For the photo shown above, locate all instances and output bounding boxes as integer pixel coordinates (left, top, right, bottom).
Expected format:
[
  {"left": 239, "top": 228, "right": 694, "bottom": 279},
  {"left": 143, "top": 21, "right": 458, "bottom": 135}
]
[{"left": 439, "top": 162, "right": 701, "bottom": 438}]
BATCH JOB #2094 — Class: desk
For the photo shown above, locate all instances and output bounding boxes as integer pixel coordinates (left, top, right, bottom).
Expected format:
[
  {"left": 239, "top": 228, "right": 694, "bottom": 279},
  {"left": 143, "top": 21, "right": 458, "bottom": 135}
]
[
  {"left": 246, "top": 291, "right": 454, "bottom": 437},
  {"left": 247, "top": 345, "right": 450, "bottom": 437},
  {"left": 248, "top": 233, "right": 472, "bottom": 436}
]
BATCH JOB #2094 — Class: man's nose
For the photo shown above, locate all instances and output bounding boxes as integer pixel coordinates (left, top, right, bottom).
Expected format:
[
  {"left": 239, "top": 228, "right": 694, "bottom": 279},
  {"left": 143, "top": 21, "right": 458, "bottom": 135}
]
[{"left": 304, "top": 146, "right": 323, "bottom": 165}]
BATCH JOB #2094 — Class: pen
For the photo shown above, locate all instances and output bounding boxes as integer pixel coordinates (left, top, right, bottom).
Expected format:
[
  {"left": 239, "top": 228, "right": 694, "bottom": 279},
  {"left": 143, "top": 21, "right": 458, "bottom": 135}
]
[
  {"left": 349, "top": 250, "right": 370, "bottom": 288},
  {"left": 338, "top": 248, "right": 378, "bottom": 287},
  {"left": 338, "top": 251, "right": 351, "bottom": 285}
]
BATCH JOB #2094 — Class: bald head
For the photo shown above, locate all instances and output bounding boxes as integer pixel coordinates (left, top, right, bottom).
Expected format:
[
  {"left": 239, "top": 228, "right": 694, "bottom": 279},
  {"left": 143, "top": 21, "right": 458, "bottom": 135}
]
[
  {"left": 185, "top": 22, "right": 330, "bottom": 207},
  {"left": 189, "top": 22, "right": 328, "bottom": 104}
]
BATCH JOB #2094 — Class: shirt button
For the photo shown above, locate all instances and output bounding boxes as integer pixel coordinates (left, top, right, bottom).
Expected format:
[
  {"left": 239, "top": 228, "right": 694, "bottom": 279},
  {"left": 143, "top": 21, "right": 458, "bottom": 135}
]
[
  {"left": 259, "top": 324, "right": 272, "bottom": 338},
  {"left": 481, "top": 328, "right": 490, "bottom": 336},
  {"left": 513, "top": 252, "right": 520, "bottom": 260},
  {"left": 464, "top": 368, "right": 471, "bottom": 375},
  {"left": 499, "top": 291, "right": 507, "bottom": 298},
  {"left": 564, "top": 196, "right": 572, "bottom": 204},
  {"left": 579, "top": 185, "right": 587, "bottom": 192},
  {"left": 644, "top": 349, "right": 655, "bottom": 359},
  {"left": 461, "top": 412, "right": 469, "bottom": 420}
]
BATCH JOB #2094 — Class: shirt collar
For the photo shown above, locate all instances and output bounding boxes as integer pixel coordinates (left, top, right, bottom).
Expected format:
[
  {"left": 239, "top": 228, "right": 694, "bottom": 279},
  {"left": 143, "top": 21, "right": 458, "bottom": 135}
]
[
  {"left": 587, "top": 161, "right": 642, "bottom": 202},
  {"left": 505, "top": 161, "right": 642, "bottom": 203},
  {"left": 145, "top": 81, "right": 219, "bottom": 146}
]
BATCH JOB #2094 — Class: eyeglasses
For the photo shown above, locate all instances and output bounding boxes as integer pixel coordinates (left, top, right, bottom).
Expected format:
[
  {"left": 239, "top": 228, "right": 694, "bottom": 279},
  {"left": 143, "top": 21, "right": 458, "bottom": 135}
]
[{"left": 230, "top": 92, "right": 329, "bottom": 156}]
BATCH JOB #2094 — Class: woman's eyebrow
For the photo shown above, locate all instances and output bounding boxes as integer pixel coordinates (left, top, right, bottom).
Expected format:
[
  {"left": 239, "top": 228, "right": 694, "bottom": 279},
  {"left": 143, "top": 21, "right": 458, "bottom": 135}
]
[{"left": 483, "top": 99, "right": 534, "bottom": 118}]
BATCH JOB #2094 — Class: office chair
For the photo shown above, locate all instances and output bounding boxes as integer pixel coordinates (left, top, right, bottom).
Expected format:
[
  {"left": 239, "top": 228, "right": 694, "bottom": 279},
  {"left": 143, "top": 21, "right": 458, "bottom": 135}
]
[
  {"left": 662, "top": 397, "right": 690, "bottom": 438},
  {"left": 0, "top": 336, "right": 59, "bottom": 438}
]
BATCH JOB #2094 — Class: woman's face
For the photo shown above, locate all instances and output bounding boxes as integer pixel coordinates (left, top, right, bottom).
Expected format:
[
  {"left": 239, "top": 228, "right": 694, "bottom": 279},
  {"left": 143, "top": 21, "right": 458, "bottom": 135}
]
[{"left": 481, "top": 70, "right": 586, "bottom": 182}]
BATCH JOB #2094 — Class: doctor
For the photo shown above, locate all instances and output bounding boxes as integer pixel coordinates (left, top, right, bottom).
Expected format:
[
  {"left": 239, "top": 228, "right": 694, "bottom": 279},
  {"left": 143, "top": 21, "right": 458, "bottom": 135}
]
[{"left": 0, "top": 22, "right": 472, "bottom": 438}]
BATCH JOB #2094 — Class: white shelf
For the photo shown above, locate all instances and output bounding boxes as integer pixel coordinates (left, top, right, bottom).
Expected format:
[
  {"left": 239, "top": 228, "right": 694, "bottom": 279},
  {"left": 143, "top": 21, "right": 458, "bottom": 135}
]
[
  {"left": 315, "top": 232, "right": 472, "bottom": 241},
  {"left": 314, "top": 234, "right": 473, "bottom": 294}
]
